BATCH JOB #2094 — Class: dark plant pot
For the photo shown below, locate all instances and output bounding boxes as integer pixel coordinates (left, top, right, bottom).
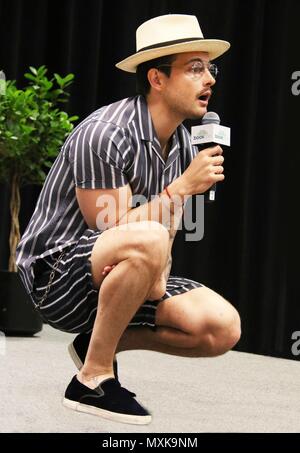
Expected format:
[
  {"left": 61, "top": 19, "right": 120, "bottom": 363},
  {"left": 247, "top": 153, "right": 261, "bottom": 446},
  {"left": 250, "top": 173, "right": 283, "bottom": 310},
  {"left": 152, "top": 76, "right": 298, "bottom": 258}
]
[{"left": 0, "top": 270, "right": 43, "bottom": 335}]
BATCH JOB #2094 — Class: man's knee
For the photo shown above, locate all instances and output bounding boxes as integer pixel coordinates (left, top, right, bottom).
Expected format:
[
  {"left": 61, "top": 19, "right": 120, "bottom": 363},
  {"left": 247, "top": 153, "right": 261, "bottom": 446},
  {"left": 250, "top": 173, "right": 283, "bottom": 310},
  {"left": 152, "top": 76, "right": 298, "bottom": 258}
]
[
  {"left": 88, "top": 221, "right": 168, "bottom": 289},
  {"left": 132, "top": 221, "right": 169, "bottom": 269},
  {"left": 192, "top": 305, "right": 241, "bottom": 357},
  {"left": 209, "top": 308, "right": 241, "bottom": 355}
]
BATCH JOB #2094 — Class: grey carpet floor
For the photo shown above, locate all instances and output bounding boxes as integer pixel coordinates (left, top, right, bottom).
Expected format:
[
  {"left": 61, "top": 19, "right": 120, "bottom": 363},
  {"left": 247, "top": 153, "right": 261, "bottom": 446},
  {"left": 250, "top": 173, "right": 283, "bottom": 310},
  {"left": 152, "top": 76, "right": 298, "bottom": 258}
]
[{"left": 1, "top": 324, "right": 300, "bottom": 433}]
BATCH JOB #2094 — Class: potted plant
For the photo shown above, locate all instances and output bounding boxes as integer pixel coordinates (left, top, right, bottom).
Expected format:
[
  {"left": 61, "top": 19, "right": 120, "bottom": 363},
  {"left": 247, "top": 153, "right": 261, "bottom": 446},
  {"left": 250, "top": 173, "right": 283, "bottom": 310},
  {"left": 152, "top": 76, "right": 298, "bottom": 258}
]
[{"left": 0, "top": 65, "right": 78, "bottom": 334}]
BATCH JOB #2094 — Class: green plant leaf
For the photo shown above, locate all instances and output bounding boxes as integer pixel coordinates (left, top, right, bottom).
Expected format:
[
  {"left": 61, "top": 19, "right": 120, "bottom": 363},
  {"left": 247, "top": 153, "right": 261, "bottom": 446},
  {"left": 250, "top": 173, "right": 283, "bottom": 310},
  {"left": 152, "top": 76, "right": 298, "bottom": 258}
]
[
  {"left": 37, "top": 65, "right": 47, "bottom": 77},
  {"left": 54, "top": 73, "right": 64, "bottom": 87},
  {"left": 24, "top": 73, "right": 37, "bottom": 82},
  {"left": 0, "top": 65, "right": 79, "bottom": 188},
  {"left": 29, "top": 66, "right": 38, "bottom": 76}
]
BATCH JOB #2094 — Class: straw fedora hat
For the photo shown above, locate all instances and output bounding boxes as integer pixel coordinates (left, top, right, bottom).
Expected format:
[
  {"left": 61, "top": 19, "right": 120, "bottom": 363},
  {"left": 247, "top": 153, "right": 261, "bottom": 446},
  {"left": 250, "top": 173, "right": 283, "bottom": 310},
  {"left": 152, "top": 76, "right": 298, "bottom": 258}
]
[{"left": 116, "top": 14, "right": 230, "bottom": 73}]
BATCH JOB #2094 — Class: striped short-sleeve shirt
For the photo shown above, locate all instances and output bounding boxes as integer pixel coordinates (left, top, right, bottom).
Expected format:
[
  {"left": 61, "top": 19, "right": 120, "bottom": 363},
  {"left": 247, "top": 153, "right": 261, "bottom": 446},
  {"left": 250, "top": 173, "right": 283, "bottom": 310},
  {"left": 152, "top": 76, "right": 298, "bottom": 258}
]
[{"left": 16, "top": 95, "right": 198, "bottom": 295}]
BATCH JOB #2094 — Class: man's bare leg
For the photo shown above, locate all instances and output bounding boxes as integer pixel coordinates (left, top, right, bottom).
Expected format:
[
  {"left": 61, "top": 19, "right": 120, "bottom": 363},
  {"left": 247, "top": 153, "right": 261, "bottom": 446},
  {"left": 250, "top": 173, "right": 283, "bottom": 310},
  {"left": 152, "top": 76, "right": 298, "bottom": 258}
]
[
  {"left": 116, "top": 286, "right": 241, "bottom": 358},
  {"left": 77, "top": 221, "right": 169, "bottom": 388}
]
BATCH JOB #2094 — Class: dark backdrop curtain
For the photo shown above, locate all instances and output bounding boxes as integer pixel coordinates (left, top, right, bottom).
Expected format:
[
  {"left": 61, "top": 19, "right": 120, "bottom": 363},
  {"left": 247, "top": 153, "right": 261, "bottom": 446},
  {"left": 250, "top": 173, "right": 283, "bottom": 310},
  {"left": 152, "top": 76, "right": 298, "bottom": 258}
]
[{"left": 0, "top": 0, "right": 298, "bottom": 358}]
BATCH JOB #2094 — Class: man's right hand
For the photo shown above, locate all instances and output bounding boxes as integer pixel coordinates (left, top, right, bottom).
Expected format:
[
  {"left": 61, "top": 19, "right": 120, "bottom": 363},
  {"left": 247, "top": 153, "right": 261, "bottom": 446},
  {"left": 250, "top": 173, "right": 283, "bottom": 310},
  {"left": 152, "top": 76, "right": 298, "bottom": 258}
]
[{"left": 175, "top": 145, "right": 225, "bottom": 196}]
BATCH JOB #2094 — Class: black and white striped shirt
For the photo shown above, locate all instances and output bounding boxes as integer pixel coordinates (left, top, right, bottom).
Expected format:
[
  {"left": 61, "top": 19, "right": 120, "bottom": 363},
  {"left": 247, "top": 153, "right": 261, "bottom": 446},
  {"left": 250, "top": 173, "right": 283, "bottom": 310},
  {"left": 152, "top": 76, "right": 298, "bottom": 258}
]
[{"left": 16, "top": 95, "right": 198, "bottom": 295}]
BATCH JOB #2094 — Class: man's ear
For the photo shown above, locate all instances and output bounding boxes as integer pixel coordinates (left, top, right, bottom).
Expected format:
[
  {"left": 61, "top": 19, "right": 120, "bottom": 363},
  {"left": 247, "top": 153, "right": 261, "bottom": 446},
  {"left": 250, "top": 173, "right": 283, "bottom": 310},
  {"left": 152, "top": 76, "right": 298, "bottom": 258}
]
[{"left": 147, "top": 68, "right": 164, "bottom": 92}]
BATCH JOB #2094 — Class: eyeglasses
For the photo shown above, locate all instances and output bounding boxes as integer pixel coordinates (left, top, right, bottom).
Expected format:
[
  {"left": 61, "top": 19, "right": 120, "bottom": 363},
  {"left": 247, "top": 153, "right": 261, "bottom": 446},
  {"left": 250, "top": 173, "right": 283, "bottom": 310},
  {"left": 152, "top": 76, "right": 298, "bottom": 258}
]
[{"left": 157, "top": 60, "right": 218, "bottom": 80}]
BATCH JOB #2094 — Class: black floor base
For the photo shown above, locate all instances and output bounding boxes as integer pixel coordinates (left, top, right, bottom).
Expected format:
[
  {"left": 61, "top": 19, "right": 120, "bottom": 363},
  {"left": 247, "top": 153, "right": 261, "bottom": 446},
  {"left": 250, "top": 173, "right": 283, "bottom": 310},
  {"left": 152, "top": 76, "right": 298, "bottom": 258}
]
[{"left": 0, "top": 270, "right": 43, "bottom": 335}]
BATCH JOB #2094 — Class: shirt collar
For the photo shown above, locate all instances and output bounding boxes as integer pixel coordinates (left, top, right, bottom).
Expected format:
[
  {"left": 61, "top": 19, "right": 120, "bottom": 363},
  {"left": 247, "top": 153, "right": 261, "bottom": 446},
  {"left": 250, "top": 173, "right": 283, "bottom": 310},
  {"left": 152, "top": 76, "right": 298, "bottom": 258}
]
[
  {"left": 135, "top": 95, "right": 183, "bottom": 150},
  {"left": 135, "top": 95, "right": 154, "bottom": 142},
  {"left": 135, "top": 95, "right": 183, "bottom": 170}
]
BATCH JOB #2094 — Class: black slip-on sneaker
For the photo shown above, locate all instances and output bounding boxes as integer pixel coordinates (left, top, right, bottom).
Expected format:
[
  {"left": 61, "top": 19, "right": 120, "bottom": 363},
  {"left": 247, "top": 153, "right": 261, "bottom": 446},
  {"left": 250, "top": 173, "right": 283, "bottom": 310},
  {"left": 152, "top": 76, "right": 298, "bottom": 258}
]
[
  {"left": 63, "top": 376, "right": 152, "bottom": 425},
  {"left": 68, "top": 333, "right": 118, "bottom": 379}
]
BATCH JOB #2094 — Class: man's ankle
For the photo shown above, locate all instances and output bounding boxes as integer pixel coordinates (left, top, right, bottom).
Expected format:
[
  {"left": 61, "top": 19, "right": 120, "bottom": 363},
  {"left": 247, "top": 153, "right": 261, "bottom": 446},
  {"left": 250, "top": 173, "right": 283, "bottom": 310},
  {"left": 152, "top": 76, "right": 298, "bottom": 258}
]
[{"left": 77, "top": 370, "right": 114, "bottom": 389}]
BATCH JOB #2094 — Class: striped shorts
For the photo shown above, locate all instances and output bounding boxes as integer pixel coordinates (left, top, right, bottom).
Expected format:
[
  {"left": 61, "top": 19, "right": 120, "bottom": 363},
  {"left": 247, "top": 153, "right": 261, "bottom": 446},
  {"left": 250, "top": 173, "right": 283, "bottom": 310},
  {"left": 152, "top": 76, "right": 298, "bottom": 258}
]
[{"left": 31, "top": 229, "right": 203, "bottom": 334}]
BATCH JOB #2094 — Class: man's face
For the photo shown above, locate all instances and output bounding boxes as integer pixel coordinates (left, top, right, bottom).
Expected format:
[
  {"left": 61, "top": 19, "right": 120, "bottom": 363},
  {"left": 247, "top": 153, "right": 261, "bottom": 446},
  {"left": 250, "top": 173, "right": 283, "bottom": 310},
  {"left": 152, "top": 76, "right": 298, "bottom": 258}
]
[{"left": 159, "top": 51, "right": 216, "bottom": 120}]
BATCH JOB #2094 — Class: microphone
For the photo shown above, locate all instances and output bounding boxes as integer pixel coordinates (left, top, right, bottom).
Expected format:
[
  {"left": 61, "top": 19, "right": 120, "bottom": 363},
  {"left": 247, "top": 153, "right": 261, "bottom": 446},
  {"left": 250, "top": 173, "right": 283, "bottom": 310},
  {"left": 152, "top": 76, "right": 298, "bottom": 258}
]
[{"left": 191, "top": 112, "right": 231, "bottom": 202}]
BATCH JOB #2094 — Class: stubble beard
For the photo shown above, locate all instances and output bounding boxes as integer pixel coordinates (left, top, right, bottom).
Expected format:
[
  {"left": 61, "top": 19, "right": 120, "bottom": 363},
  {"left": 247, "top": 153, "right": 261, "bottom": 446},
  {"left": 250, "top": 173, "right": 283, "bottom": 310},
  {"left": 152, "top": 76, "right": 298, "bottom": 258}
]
[{"left": 168, "top": 94, "right": 205, "bottom": 122}]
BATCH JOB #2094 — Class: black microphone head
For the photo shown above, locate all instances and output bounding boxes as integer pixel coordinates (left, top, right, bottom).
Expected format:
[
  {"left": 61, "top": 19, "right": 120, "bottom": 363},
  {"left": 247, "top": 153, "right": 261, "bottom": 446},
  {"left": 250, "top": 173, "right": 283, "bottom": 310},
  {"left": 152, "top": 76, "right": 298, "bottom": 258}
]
[{"left": 202, "top": 111, "right": 220, "bottom": 125}]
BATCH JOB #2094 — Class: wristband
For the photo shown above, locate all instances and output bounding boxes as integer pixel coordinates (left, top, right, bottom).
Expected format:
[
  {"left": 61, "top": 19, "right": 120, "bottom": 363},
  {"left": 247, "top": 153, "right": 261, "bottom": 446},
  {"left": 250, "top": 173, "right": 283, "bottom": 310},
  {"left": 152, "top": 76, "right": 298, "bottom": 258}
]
[{"left": 164, "top": 186, "right": 184, "bottom": 208}]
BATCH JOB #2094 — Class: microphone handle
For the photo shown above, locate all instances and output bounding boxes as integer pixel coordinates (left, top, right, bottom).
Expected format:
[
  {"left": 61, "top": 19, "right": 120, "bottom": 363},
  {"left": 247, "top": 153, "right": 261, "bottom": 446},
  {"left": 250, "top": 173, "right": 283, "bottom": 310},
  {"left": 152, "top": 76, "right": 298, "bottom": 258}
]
[
  {"left": 205, "top": 183, "right": 217, "bottom": 203},
  {"left": 198, "top": 141, "right": 218, "bottom": 203}
]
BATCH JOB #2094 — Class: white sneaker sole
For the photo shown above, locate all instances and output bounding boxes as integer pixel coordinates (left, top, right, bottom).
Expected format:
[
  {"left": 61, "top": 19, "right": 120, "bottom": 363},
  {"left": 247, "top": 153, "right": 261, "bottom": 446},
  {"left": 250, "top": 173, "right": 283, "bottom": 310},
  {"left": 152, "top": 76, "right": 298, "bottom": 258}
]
[{"left": 63, "top": 397, "right": 152, "bottom": 425}]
